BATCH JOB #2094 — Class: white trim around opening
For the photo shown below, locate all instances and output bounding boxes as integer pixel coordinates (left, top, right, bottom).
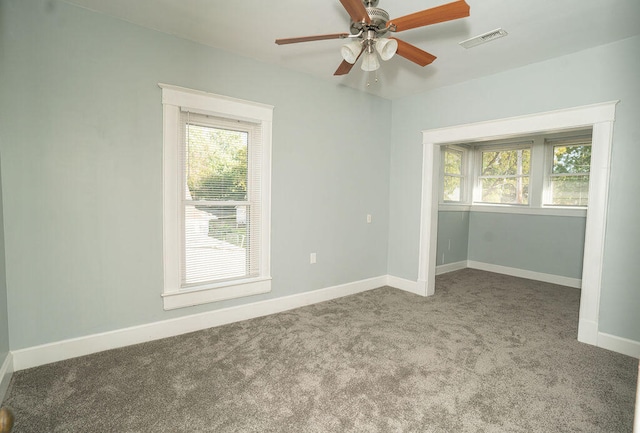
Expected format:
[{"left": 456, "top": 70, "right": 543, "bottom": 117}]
[{"left": 418, "top": 101, "right": 618, "bottom": 348}]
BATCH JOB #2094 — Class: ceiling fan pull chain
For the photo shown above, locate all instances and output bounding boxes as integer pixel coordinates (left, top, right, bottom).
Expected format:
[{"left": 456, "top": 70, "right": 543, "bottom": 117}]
[{"left": 366, "top": 70, "right": 379, "bottom": 87}]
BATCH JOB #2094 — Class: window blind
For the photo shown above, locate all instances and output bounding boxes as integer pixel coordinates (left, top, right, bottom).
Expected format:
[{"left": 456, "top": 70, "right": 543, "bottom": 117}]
[{"left": 180, "top": 111, "right": 263, "bottom": 288}]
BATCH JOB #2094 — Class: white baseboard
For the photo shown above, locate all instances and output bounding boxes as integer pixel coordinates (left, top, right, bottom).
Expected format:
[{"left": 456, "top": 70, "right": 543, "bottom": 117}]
[
  {"left": 467, "top": 261, "right": 582, "bottom": 288},
  {"left": 386, "top": 275, "right": 425, "bottom": 296},
  {"left": 0, "top": 352, "right": 13, "bottom": 402},
  {"left": 11, "top": 276, "right": 387, "bottom": 371},
  {"left": 9, "top": 272, "right": 634, "bottom": 373},
  {"left": 435, "top": 260, "right": 468, "bottom": 275},
  {"left": 597, "top": 332, "right": 640, "bottom": 359}
]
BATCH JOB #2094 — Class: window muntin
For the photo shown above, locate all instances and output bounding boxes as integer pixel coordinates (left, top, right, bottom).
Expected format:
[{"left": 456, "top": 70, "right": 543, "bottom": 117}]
[
  {"left": 477, "top": 146, "right": 531, "bottom": 205},
  {"left": 442, "top": 147, "right": 464, "bottom": 202},
  {"left": 546, "top": 139, "right": 591, "bottom": 206}
]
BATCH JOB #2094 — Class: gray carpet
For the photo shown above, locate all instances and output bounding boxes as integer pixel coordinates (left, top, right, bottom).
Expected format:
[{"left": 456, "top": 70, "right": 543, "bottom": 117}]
[{"left": 3, "top": 269, "right": 638, "bottom": 432}]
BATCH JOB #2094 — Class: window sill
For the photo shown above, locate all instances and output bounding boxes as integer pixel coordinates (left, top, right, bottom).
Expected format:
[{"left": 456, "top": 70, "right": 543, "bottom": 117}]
[
  {"left": 162, "top": 277, "right": 272, "bottom": 310},
  {"left": 439, "top": 203, "right": 586, "bottom": 217},
  {"left": 439, "top": 203, "right": 472, "bottom": 212}
]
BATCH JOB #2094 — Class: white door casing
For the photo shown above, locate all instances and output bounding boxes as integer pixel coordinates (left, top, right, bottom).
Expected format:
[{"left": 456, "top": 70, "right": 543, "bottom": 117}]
[{"left": 417, "top": 101, "right": 618, "bottom": 346}]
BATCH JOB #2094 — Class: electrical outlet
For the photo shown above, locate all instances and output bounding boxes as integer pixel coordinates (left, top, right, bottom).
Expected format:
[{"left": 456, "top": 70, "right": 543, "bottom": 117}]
[
  {"left": 310, "top": 253, "right": 316, "bottom": 264},
  {"left": 367, "top": 214, "right": 372, "bottom": 223}
]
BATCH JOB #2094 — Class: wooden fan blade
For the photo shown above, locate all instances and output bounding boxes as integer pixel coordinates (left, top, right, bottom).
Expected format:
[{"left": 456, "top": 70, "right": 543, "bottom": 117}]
[
  {"left": 392, "top": 38, "right": 437, "bottom": 66},
  {"left": 275, "top": 33, "right": 350, "bottom": 45},
  {"left": 334, "top": 48, "right": 363, "bottom": 76},
  {"left": 389, "top": 0, "right": 469, "bottom": 32},
  {"left": 334, "top": 60, "right": 356, "bottom": 76},
  {"left": 340, "top": 0, "right": 371, "bottom": 24}
]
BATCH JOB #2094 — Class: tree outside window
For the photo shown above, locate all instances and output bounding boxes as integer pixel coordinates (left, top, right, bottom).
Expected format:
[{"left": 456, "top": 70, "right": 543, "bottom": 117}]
[
  {"left": 442, "top": 148, "right": 463, "bottom": 202},
  {"left": 548, "top": 144, "right": 591, "bottom": 206},
  {"left": 479, "top": 147, "right": 530, "bottom": 205}
]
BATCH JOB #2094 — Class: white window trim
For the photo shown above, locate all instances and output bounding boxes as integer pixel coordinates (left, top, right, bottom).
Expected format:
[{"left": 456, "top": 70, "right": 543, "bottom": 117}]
[
  {"left": 160, "top": 84, "right": 273, "bottom": 310},
  {"left": 469, "top": 204, "right": 586, "bottom": 217},
  {"left": 437, "top": 203, "right": 585, "bottom": 217}
]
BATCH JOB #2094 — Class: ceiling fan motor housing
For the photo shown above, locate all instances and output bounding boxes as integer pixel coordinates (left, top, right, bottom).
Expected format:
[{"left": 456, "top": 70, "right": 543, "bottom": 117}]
[{"left": 350, "top": 6, "right": 391, "bottom": 37}]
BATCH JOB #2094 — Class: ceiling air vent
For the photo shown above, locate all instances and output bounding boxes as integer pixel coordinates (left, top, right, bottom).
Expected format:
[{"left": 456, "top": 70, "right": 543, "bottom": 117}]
[{"left": 459, "top": 28, "right": 508, "bottom": 49}]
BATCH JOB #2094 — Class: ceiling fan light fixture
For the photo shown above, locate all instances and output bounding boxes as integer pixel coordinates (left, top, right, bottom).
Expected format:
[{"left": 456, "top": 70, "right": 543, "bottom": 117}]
[
  {"left": 375, "top": 38, "right": 398, "bottom": 61},
  {"left": 340, "top": 40, "right": 362, "bottom": 64},
  {"left": 361, "top": 51, "right": 380, "bottom": 72}
]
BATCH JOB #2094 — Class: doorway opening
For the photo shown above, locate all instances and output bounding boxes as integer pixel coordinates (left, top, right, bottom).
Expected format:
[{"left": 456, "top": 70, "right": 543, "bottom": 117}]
[{"left": 416, "top": 101, "right": 618, "bottom": 347}]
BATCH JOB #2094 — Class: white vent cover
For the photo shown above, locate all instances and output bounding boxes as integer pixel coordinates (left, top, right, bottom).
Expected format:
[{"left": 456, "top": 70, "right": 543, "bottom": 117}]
[{"left": 459, "top": 28, "right": 508, "bottom": 49}]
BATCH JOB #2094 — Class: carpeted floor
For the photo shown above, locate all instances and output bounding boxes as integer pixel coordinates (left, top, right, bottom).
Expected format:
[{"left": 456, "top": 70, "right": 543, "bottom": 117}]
[{"left": 3, "top": 269, "right": 638, "bottom": 432}]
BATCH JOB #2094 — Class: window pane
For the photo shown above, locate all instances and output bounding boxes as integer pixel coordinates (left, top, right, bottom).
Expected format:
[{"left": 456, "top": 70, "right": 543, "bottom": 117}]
[
  {"left": 481, "top": 177, "right": 529, "bottom": 204},
  {"left": 443, "top": 176, "right": 461, "bottom": 201},
  {"left": 186, "top": 124, "right": 248, "bottom": 201},
  {"left": 444, "top": 149, "right": 462, "bottom": 175},
  {"left": 553, "top": 145, "right": 591, "bottom": 174},
  {"left": 184, "top": 205, "right": 251, "bottom": 285},
  {"left": 482, "top": 149, "right": 530, "bottom": 176},
  {"left": 550, "top": 175, "right": 589, "bottom": 206}
]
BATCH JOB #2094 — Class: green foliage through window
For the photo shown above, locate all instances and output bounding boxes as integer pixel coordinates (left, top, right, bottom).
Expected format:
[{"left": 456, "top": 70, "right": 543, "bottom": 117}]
[
  {"left": 443, "top": 148, "right": 463, "bottom": 202},
  {"left": 549, "top": 144, "right": 591, "bottom": 206},
  {"left": 482, "top": 149, "right": 530, "bottom": 176},
  {"left": 181, "top": 120, "right": 253, "bottom": 283},
  {"left": 480, "top": 148, "right": 530, "bottom": 204},
  {"left": 185, "top": 123, "right": 248, "bottom": 202},
  {"left": 553, "top": 145, "right": 591, "bottom": 174}
]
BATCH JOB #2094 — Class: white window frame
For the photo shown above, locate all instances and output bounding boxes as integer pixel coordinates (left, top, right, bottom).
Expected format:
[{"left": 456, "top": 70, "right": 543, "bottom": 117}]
[
  {"left": 440, "top": 145, "right": 468, "bottom": 203},
  {"left": 543, "top": 137, "right": 592, "bottom": 207},
  {"left": 473, "top": 141, "right": 532, "bottom": 206},
  {"left": 160, "top": 84, "right": 273, "bottom": 310}
]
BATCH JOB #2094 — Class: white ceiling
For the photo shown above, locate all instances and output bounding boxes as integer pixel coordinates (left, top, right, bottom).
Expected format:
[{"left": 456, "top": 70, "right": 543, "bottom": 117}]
[{"left": 61, "top": 0, "right": 640, "bottom": 99}]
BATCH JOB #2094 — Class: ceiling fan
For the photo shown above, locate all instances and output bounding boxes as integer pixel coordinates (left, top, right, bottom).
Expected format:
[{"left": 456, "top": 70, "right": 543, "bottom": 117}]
[{"left": 275, "top": 0, "right": 470, "bottom": 76}]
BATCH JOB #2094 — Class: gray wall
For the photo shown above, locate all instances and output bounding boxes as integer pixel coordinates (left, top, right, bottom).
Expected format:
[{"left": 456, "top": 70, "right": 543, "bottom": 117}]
[
  {"left": 389, "top": 35, "right": 640, "bottom": 341},
  {"left": 0, "top": 158, "right": 9, "bottom": 362},
  {"left": 467, "top": 213, "right": 586, "bottom": 279},
  {"left": 436, "top": 210, "right": 585, "bottom": 280},
  {"left": 435, "top": 211, "right": 469, "bottom": 266},
  {"left": 0, "top": 0, "right": 391, "bottom": 349}
]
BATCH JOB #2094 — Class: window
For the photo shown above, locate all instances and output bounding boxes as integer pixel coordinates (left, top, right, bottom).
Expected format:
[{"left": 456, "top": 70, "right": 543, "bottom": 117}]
[
  {"left": 442, "top": 147, "right": 464, "bottom": 202},
  {"left": 477, "top": 145, "right": 531, "bottom": 205},
  {"left": 545, "top": 138, "right": 591, "bottom": 206},
  {"left": 439, "top": 130, "right": 592, "bottom": 213},
  {"left": 161, "top": 84, "right": 273, "bottom": 310},
  {"left": 182, "top": 113, "right": 260, "bottom": 286}
]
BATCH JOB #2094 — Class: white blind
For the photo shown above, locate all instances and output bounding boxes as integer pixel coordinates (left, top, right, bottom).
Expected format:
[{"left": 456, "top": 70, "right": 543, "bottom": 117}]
[{"left": 180, "top": 111, "right": 263, "bottom": 288}]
